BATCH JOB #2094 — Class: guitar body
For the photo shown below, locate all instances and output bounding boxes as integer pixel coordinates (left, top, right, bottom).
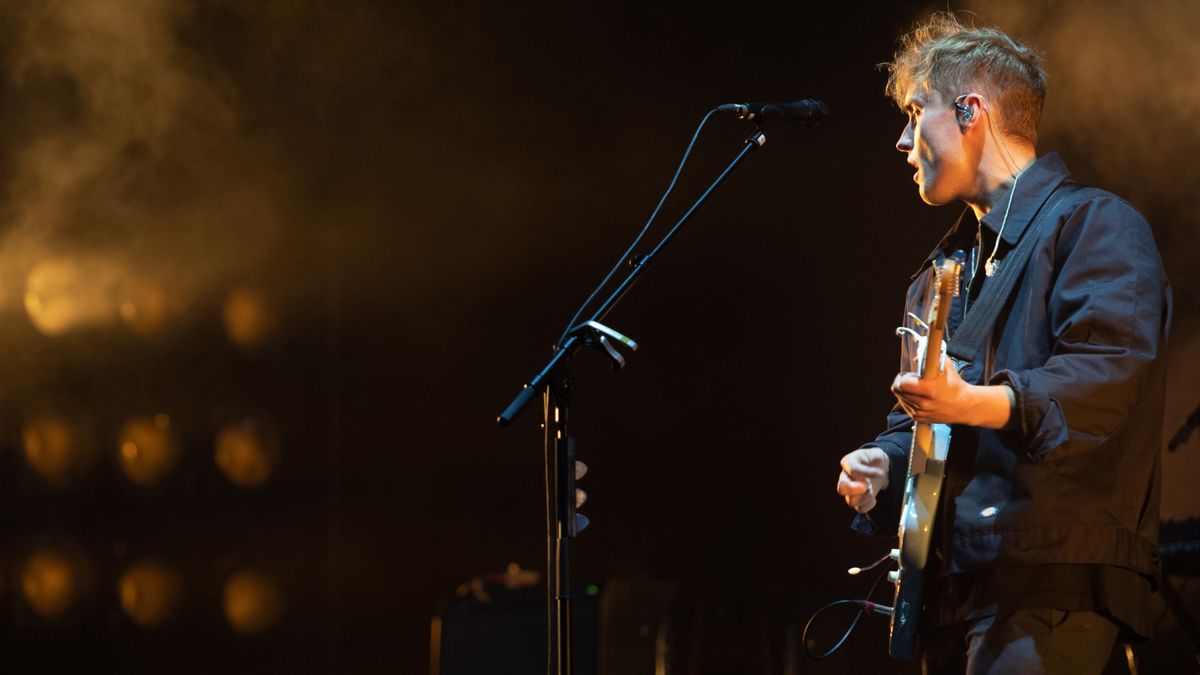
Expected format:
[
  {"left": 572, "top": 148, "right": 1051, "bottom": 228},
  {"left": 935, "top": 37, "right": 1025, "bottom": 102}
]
[
  {"left": 889, "top": 422, "right": 950, "bottom": 660},
  {"left": 886, "top": 254, "right": 962, "bottom": 661}
]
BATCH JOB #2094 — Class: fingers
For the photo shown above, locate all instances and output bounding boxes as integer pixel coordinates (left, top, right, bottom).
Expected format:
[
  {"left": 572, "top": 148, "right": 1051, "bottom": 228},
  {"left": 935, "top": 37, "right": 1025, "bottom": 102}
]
[
  {"left": 893, "top": 360, "right": 956, "bottom": 394},
  {"left": 852, "top": 494, "right": 877, "bottom": 513},
  {"left": 838, "top": 447, "right": 890, "bottom": 512},
  {"left": 840, "top": 450, "right": 886, "bottom": 482},
  {"left": 837, "top": 471, "right": 876, "bottom": 511},
  {"left": 896, "top": 392, "right": 939, "bottom": 422},
  {"left": 894, "top": 372, "right": 946, "bottom": 422},
  {"left": 892, "top": 371, "right": 925, "bottom": 394},
  {"left": 836, "top": 471, "right": 866, "bottom": 496},
  {"left": 892, "top": 373, "right": 927, "bottom": 403},
  {"left": 892, "top": 373, "right": 920, "bottom": 417},
  {"left": 894, "top": 364, "right": 965, "bottom": 423},
  {"left": 841, "top": 459, "right": 885, "bottom": 482},
  {"left": 838, "top": 472, "right": 877, "bottom": 512}
]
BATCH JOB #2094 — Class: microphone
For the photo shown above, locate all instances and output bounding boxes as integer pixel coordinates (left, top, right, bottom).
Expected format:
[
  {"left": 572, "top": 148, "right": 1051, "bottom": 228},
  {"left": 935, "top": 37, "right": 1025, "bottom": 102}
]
[{"left": 716, "top": 99, "right": 828, "bottom": 127}]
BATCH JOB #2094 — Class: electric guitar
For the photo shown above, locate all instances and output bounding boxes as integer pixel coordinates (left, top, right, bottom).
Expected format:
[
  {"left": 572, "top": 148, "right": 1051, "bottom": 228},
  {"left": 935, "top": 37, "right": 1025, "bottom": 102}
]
[{"left": 887, "top": 252, "right": 963, "bottom": 660}]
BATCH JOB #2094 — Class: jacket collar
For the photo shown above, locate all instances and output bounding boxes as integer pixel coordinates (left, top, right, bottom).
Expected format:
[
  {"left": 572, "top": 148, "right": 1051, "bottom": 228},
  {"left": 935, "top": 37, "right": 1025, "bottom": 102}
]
[
  {"left": 979, "top": 151, "right": 1070, "bottom": 246},
  {"left": 915, "top": 152, "right": 1071, "bottom": 277}
]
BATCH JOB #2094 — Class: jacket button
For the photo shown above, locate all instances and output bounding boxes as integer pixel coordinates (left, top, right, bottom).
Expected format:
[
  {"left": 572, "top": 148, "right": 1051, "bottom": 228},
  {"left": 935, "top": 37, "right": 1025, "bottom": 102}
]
[{"left": 980, "top": 506, "right": 998, "bottom": 518}]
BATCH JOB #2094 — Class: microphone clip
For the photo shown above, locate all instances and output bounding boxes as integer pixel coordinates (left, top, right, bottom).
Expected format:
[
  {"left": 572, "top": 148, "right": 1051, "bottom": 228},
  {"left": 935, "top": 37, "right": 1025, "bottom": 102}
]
[{"left": 566, "top": 320, "right": 639, "bottom": 371}]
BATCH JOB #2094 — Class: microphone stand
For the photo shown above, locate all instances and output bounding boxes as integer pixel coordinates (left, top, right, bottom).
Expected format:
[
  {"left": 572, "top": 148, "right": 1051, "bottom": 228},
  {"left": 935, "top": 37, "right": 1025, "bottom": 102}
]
[{"left": 498, "top": 129, "right": 767, "bottom": 675}]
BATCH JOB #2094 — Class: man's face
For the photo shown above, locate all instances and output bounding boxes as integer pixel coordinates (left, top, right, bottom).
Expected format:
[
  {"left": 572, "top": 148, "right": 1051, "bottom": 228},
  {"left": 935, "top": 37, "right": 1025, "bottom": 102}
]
[{"left": 896, "top": 85, "right": 973, "bottom": 205}]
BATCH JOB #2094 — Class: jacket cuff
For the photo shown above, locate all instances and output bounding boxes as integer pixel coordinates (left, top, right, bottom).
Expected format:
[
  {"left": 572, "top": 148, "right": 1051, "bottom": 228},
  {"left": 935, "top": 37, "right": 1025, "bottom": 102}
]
[
  {"left": 991, "top": 368, "right": 1069, "bottom": 458},
  {"left": 851, "top": 512, "right": 880, "bottom": 535}
]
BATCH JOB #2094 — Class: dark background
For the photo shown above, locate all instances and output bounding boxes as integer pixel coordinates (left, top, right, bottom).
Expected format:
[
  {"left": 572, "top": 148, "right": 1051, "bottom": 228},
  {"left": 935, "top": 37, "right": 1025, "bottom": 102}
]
[{"left": 0, "top": 1, "right": 1196, "bottom": 673}]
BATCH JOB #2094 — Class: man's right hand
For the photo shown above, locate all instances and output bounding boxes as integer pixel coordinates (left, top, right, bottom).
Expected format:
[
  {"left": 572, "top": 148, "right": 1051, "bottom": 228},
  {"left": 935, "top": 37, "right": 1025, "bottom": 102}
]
[{"left": 836, "top": 447, "right": 890, "bottom": 514}]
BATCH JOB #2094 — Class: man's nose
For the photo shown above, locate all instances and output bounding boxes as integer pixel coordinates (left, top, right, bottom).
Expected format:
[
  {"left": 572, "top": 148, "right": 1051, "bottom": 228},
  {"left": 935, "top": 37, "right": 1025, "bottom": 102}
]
[{"left": 896, "top": 121, "right": 914, "bottom": 153}]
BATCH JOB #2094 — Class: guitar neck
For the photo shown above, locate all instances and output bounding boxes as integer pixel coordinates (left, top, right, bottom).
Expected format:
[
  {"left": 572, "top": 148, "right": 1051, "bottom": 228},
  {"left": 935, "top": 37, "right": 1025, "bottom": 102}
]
[
  {"left": 920, "top": 323, "right": 946, "bottom": 380},
  {"left": 910, "top": 259, "right": 960, "bottom": 470},
  {"left": 909, "top": 328, "right": 945, "bottom": 473}
]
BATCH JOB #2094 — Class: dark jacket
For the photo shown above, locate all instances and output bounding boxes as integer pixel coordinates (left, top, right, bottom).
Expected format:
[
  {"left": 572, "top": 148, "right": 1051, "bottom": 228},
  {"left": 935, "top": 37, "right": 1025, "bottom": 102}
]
[{"left": 855, "top": 153, "right": 1171, "bottom": 585}]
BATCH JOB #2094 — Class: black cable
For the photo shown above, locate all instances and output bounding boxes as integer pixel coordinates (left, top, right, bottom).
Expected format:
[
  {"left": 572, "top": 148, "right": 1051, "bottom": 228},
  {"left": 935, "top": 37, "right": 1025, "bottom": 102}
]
[
  {"left": 802, "top": 566, "right": 890, "bottom": 660},
  {"left": 554, "top": 108, "right": 717, "bottom": 349},
  {"left": 802, "top": 600, "right": 870, "bottom": 660}
]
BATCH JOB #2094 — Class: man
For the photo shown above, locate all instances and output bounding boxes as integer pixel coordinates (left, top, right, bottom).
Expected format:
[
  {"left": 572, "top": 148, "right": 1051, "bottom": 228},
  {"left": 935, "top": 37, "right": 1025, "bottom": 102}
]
[{"left": 835, "top": 13, "right": 1171, "bottom": 674}]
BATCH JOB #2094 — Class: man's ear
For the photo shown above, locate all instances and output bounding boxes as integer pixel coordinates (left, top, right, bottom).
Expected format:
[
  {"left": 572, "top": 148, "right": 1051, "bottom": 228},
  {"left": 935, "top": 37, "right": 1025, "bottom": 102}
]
[{"left": 953, "top": 93, "right": 984, "bottom": 133}]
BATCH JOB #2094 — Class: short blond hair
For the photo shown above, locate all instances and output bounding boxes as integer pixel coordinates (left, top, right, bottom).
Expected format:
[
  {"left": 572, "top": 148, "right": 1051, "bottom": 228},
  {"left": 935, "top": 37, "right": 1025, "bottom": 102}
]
[{"left": 885, "top": 13, "right": 1046, "bottom": 144}]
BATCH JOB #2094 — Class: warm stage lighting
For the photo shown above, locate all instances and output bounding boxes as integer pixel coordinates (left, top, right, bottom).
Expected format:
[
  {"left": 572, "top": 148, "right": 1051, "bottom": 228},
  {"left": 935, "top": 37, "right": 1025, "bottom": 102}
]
[
  {"left": 223, "top": 286, "right": 276, "bottom": 349},
  {"left": 24, "top": 257, "right": 121, "bottom": 336},
  {"left": 22, "top": 414, "right": 94, "bottom": 486},
  {"left": 222, "top": 569, "right": 284, "bottom": 635},
  {"left": 215, "top": 419, "right": 278, "bottom": 487},
  {"left": 118, "top": 559, "right": 181, "bottom": 628},
  {"left": 21, "top": 549, "right": 78, "bottom": 619},
  {"left": 119, "top": 275, "right": 171, "bottom": 336},
  {"left": 118, "top": 414, "right": 181, "bottom": 486}
]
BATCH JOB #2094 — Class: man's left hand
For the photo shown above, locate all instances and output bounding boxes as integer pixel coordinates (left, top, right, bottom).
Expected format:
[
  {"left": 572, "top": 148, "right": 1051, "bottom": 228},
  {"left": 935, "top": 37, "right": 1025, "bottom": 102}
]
[{"left": 892, "top": 359, "right": 1015, "bottom": 429}]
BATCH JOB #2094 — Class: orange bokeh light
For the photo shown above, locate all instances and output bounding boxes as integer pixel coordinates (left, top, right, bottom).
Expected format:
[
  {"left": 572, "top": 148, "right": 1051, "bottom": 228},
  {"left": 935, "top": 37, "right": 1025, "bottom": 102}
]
[
  {"left": 119, "top": 275, "right": 172, "bottom": 336},
  {"left": 24, "top": 257, "right": 122, "bottom": 336},
  {"left": 119, "top": 559, "right": 182, "bottom": 628},
  {"left": 21, "top": 549, "right": 77, "bottom": 618},
  {"left": 222, "top": 569, "right": 284, "bottom": 635},
  {"left": 223, "top": 286, "right": 275, "bottom": 348},
  {"left": 22, "top": 414, "right": 94, "bottom": 486},
  {"left": 215, "top": 419, "right": 278, "bottom": 487},
  {"left": 118, "top": 414, "right": 181, "bottom": 486}
]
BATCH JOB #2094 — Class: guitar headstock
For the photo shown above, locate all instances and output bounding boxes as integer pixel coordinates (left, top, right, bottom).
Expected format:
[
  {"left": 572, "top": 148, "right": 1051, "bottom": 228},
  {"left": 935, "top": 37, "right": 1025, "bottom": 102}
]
[{"left": 929, "top": 251, "right": 965, "bottom": 332}]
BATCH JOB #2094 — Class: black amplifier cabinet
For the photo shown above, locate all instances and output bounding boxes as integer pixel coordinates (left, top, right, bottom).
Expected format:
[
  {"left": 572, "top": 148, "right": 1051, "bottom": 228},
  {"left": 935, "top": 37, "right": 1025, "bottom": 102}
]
[{"left": 432, "top": 585, "right": 598, "bottom": 675}]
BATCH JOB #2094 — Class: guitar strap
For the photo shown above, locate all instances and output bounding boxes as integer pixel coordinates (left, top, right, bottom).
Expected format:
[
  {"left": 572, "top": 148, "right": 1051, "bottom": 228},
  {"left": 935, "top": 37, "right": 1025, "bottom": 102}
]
[{"left": 947, "top": 181, "right": 1096, "bottom": 363}]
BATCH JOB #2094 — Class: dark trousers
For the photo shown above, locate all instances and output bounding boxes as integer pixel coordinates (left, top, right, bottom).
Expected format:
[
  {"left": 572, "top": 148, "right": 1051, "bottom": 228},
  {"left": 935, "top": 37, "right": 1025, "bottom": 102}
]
[{"left": 921, "top": 609, "right": 1119, "bottom": 675}]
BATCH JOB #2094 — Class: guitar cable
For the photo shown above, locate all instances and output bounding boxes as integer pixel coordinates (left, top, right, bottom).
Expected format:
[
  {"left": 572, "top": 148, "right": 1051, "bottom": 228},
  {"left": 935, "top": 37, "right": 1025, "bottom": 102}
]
[{"left": 801, "top": 564, "right": 893, "bottom": 660}]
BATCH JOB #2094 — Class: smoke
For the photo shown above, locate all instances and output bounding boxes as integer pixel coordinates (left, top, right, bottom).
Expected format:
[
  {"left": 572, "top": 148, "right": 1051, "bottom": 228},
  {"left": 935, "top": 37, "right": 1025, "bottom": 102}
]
[
  {"left": 961, "top": 0, "right": 1200, "bottom": 292},
  {"left": 962, "top": 0, "right": 1200, "bottom": 516},
  {"left": 0, "top": 0, "right": 278, "bottom": 331},
  {"left": 0, "top": 0, "right": 490, "bottom": 340}
]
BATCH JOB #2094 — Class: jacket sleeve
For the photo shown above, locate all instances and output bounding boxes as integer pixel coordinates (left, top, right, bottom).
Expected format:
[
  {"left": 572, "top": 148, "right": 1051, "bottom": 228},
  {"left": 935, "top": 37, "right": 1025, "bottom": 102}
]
[{"left": 990, "top": 196, "right": 1169, "bottom": 462}]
